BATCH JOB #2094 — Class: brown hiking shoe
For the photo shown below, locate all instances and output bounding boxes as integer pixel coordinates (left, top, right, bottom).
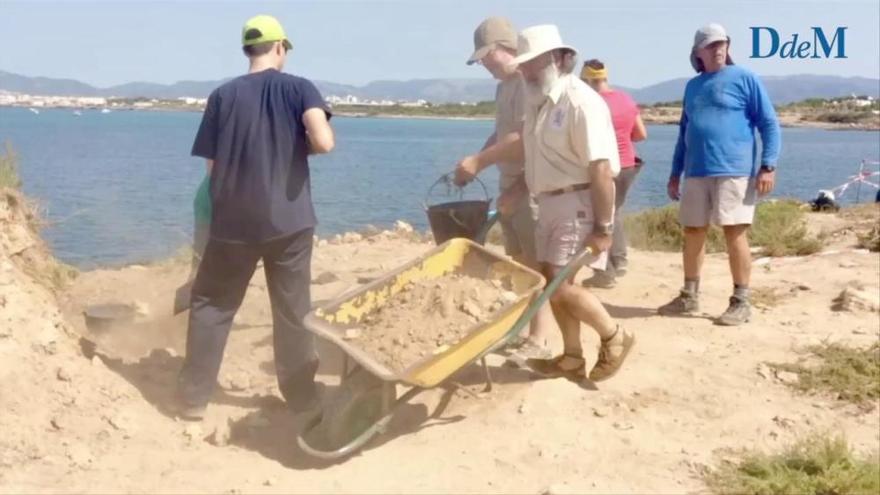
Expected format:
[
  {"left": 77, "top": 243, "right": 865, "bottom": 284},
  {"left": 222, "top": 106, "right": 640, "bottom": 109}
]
[
  {"left": 658, "top": 290, "right": 699, "bottom": 316},
  {"left": 589, "top": 326, "right": 636, "bottom": 382}
]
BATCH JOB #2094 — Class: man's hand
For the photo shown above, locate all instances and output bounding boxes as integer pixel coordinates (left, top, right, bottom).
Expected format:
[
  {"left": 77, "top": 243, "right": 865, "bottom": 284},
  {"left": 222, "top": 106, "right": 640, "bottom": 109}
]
[
  {"left": 586, "top": 232, "right": 612, "bottom": 254},
  {"left": 497, "top": 185, "right": 525, "bottom": 217},
  {"left": 667, "top": 177, "right": 681, "bottom": 201},
  {"left": 454, "top": 155, "right": 480, "bottom": 186},
  {"left": 756, "top": 169, "right": 776, "bottom": 196}
]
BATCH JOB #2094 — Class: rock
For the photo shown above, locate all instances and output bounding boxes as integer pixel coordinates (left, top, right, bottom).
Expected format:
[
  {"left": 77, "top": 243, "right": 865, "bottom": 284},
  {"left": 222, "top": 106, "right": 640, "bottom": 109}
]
[
  {"left": 313, "top": 272, "right": 340, "bottom": 285},
  {"left": 775, "top": 370, "right": 800, "bottom": 385},
  {"left": 838, "top": 261, "right": 858, "bottom": 268},
  {"left": 796, "top": 284, "right": 811, "bottom": 291},
  {"left": 517, "top": 403, "right": 527, "bottom": 414},
  {"left": 592, "top": 406, "right": 609, "bottom": 418},
  {"left": 66, "top": 444, "right": 94, "bottom": 467},
  {"left": 132, "top": 301, "right": 150, "bottom": 317},
  {"left": 461, "top": 301, "right": 484, "bottom": 320},
  {"left": 226, "top": 372, "right": 251, "bottom": 392},
  {"left": 56, "top": 367, "right": 72, "bottom": 382},
  {"left": 832, "top": 287, "right": 880, "bottom": 312},
  {"left": 50, "top": 416, "right": 66, "bottom": 431},
  {"left": 183, "top": 424, "right": 203, "bottom": 442},
  {"left": 357, "top": 275, "right": 377, "bottom": 284},
  {"left": 263, "top": 478, "right": 277, "bottom": 487},
  {"left": 612, "top": 421, "right": 634, "bottom": 431},
  {"left": 342, "top": 232, "right": 363, "bottom": 243},
  {"left": 542, "top": 483, "right": 567, "bottom": 495},
  {"left": 107, "top": 412, "right": 135, "bottom": 433},
  {"left": 394, "top": 220, "right": 414, "bottom": 233},
  {"left": 317, "top": 239, "right": 328, "bottom": 248},
  {"left": 361, "top": 224, "right": 381, "bottom": 237},
  {"left": 439, "top": 293, "right": 455, "bottom": 318},
  {"left": 5, "top": 224, "right": 35, "bottom": 255},
  {"left": 756, "top": 363, "right": 772, "bottom": 380},
  {"left": 772, "top": 415, "right": 795, "bottom": 429},
  {"left": 329, "top": 234, "right": 343, "bottom": 245},
  {"left": 343, "top": 327, "right": 362, "bottom": 340},
  {"left": 209, "top": 420, "right": 232, "bottom": 447}
]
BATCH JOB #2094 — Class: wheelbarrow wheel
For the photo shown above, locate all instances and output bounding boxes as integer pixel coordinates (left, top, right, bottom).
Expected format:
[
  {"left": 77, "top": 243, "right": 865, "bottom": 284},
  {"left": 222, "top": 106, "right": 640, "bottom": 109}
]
[{"left": 298, "top": 366, "right": 396, "bottom": 459}]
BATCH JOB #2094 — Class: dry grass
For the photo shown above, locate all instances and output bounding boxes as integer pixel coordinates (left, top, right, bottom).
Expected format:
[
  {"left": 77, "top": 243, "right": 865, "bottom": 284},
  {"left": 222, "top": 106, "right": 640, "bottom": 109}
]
[
  {"left": 705, "top": 433, "right": 880, "bottom": 495},
  {"left": 624, "top": 200, "right": 823, "bottom": 257},
  {"left": 0, "top": 141, "right": 21, "bottom": 189},
  {"left": 769, "top": 341, "right": 880, "bottom": 407}
]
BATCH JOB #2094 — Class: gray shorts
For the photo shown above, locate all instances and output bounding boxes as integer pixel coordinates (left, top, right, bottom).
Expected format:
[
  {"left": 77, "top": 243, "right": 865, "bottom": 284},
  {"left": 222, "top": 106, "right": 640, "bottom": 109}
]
[
  {"left": 680, "top": 177, "right": 757, "bottom": 227},
  {"left": 535, "top": 189, "right": 608, "bottom": 269},
  {"left": 498, "top": 194, "right": 538, "bottom": 263}
]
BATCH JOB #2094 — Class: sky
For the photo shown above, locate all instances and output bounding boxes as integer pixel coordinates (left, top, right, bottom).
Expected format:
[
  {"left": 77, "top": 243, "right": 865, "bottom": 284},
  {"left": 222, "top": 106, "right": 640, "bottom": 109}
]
[{"left": 1, "top": 0, "right": 878, "bottom": 89}]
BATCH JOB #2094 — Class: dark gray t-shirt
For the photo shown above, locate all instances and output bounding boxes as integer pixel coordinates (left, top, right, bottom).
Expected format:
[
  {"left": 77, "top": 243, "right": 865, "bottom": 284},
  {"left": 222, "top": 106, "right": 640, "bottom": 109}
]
[{"left": 191, "top": 69, "right": 331, "bottom": 243}]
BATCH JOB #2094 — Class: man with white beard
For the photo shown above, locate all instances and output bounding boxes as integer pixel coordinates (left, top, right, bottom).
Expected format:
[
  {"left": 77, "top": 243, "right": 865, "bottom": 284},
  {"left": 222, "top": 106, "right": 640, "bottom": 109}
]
[{"left": 457, "top": 25, "right": 635, "bottom": 383}]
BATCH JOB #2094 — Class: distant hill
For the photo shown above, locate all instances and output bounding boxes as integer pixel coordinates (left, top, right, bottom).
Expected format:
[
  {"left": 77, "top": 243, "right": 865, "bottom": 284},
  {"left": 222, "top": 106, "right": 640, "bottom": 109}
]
[
  {"left": 1, "top": 69, "right": 877, "bottom": 105},
  {"left": 629, "top": 74, "right": 880, "bottom": 104}
]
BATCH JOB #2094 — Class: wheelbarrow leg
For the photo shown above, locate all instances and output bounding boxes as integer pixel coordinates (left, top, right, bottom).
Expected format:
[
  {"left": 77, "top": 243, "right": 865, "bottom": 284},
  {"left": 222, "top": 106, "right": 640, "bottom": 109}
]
[{"left": 481, "top": 356, "right": 493, "bottom": 393}]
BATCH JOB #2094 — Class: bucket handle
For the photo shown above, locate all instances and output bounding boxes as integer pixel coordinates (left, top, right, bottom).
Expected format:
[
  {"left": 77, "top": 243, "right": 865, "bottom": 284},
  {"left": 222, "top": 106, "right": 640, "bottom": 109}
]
[{"left": 423, "top": 172, "right": 491, "bottom": 210}]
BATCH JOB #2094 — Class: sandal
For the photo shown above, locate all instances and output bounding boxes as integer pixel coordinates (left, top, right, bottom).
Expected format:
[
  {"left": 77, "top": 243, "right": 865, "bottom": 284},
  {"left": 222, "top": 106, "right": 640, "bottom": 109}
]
[{"left": 525, "top": 353, "right": 587, "bottom": 382}]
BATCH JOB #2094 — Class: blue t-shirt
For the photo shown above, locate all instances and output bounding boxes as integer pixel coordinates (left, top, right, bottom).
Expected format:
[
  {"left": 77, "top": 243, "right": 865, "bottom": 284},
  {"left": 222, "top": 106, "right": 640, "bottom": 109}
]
[
  {"left": 671, "top": 65, "right": 781, "bottom": 179},
  {"left": 191, "top": 69, "right": 331, "bottom": 243}
]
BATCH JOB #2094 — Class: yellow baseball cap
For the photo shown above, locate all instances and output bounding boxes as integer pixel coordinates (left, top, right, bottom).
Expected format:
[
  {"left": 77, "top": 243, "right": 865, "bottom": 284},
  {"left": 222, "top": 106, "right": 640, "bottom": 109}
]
[{"left": 242, "top": 15, "right": 292, "bottom": 51}]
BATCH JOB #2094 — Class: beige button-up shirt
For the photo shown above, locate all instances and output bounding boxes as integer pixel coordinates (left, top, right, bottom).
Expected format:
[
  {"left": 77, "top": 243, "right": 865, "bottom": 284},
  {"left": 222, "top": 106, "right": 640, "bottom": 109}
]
[
  {"left": 494, "top": 75, "right": 527, "bottom": 191},
  {"left": 523, "top": 74, "right": 620, "bottom": 195}
]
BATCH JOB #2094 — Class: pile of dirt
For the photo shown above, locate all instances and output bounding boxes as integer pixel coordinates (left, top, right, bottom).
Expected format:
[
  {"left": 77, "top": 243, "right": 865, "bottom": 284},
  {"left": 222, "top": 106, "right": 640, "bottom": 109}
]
[
  {"left": 0, "top": 188, "right": 178, "bottom": 489},
  {"left": 349, "top": 273, "right": 517, "bottom": 373},
  {"left": 0, "top": 188, "right": 74, "bottom": 291}
]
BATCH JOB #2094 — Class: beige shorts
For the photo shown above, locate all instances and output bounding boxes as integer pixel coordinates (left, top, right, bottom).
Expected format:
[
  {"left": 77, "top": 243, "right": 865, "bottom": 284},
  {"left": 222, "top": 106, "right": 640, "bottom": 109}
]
[
  {"left": 680, "top": 177, "right": 757, "bottom": 227},
  {"left": 535, "top": 189, "right": 608, "bottom": 269},
  {"left": 498, "top": 193, "right": 538, "bottom": 263}
]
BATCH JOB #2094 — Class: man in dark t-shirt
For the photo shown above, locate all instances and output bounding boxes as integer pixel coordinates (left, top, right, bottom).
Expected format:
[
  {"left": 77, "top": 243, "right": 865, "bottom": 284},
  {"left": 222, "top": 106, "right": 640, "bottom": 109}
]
[{"left": 177, "top": 14, "right": 334, "bottom": 420}]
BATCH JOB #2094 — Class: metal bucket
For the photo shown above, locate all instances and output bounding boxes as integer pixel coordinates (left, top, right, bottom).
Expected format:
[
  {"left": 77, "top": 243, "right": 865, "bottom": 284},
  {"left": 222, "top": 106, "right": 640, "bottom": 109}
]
[
  {"left": 424, "top": 174, "right": 492, "bottom": 245},
  {"left": 83, "top": 303, "right": 136, "bottom": 333}
]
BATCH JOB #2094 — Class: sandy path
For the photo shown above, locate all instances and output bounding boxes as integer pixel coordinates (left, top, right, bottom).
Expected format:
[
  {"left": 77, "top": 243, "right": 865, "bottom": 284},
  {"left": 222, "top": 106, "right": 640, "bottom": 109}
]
[{"left": 2, "top": 212, "right": 878, "bottom": 494}]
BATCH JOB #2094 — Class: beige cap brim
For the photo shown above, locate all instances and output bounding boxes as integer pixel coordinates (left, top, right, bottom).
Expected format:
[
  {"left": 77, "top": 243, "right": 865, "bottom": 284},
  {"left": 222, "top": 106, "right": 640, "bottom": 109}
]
[
  {"left": 508, "top": 44, "right": 577, "bottom": 68},
  {"left": 466, "top": 45, "right": 492, "bottom": 65}
]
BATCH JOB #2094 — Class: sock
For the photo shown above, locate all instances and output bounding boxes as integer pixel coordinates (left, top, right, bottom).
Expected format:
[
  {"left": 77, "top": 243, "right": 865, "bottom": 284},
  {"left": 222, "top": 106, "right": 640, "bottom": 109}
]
[
  {"left": 734, "top": 284, "right": 750, "bottom": 301},
  {"left": 684, "top": 278, "right": 700, "bottom": 295}
]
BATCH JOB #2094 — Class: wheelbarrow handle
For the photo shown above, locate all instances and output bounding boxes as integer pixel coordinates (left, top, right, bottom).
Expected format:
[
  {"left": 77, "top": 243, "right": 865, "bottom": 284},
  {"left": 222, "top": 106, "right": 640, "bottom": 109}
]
[{"left": 484, "top": 246, "right": 597, "bottom": 356}]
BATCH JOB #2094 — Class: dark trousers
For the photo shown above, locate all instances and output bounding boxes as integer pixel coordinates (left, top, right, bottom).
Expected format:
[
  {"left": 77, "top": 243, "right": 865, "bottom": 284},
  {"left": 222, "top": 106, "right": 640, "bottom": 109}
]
[
  {"left": 178, "top": 227, "right": 318, "bottom": 409},
  {"left": 604, "top": 164, "right": 642, "bottom": 276}
]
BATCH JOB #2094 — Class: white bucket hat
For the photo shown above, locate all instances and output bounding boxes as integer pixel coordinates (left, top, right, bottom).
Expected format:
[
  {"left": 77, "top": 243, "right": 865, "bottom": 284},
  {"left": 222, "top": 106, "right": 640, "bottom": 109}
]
[{"left": 509, "top": 24, "right": 577, "bottom": 66}]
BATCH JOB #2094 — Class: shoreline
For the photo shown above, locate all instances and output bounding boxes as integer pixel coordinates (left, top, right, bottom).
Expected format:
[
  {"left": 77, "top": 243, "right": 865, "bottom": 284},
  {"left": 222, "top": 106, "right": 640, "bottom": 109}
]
[{"left": 4, "top": 103, "right": 878, "bottom": 131}]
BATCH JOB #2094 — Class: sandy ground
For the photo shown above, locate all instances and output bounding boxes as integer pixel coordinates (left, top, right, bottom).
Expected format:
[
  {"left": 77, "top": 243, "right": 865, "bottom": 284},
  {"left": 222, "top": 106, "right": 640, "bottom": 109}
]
[{"left": 1, "top": 202, "right": 879, "bottom": 494}]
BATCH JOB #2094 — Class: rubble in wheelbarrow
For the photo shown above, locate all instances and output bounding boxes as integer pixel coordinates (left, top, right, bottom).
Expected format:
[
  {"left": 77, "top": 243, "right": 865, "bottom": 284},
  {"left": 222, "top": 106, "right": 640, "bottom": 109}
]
[{"left": 348, "top": 273, "right": 516, "bottom": 373}]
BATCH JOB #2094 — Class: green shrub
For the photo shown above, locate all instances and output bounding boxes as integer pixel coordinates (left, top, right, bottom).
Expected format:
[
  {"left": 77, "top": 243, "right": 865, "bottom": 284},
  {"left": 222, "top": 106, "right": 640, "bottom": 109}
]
[
  {"left": 706, "top": 434, "right": 880, "bottom": 495},
  {"left": 0, "top": 141, "right": 20, "bottom": 189},
  {"left": 624, "top": 200, "right": 822, "bottom": 257}
]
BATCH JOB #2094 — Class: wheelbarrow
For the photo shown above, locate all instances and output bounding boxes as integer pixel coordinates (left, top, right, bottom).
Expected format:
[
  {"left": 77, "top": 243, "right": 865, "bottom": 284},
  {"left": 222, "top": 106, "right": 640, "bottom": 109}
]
[{"left": 297, "top": 237, "right": 596, "bottom": 460}]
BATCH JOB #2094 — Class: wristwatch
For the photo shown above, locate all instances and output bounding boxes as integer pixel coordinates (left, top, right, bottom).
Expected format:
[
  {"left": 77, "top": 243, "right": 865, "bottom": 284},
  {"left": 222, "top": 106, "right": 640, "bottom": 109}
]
[
  {"left": 760, "top": 164, "right": 776, "bottom": 173},
  {"left": 593, "top": 221, "right": 614, "bottom": 236}
]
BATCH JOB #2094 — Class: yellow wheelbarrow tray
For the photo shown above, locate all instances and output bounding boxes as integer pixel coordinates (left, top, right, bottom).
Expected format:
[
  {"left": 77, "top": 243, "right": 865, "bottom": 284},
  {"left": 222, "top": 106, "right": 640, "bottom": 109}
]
[{"left": 298, "top": 237, "right": 544, "bottom": 459}]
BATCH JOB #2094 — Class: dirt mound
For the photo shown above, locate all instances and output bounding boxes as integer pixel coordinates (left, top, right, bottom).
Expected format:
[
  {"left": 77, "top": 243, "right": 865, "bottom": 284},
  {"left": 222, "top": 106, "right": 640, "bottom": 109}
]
[
  {"left": 0, "top": 188, "right": 178, "bottom": 489},
  {"left": 0, "top": 188, "right": 74, "bottom": 292},
  {"left": 351, "top": 274, "right": 515, "bottom": 373}
]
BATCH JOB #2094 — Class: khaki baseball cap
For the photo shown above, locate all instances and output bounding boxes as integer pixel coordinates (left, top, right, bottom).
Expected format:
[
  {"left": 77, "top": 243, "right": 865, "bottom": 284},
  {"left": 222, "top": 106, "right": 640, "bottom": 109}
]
[
  {"left": 467, "top": 17, "right": 517, "bottom": 65},
  {"left": 242, "top": 15, "right": 292, "bottom": 51}
]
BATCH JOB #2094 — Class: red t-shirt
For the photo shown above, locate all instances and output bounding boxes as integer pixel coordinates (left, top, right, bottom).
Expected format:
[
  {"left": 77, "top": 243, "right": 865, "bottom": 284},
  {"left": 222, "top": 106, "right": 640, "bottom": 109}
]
[{"left": 599, "top": 89, "right": 640, "bottom": 168}]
